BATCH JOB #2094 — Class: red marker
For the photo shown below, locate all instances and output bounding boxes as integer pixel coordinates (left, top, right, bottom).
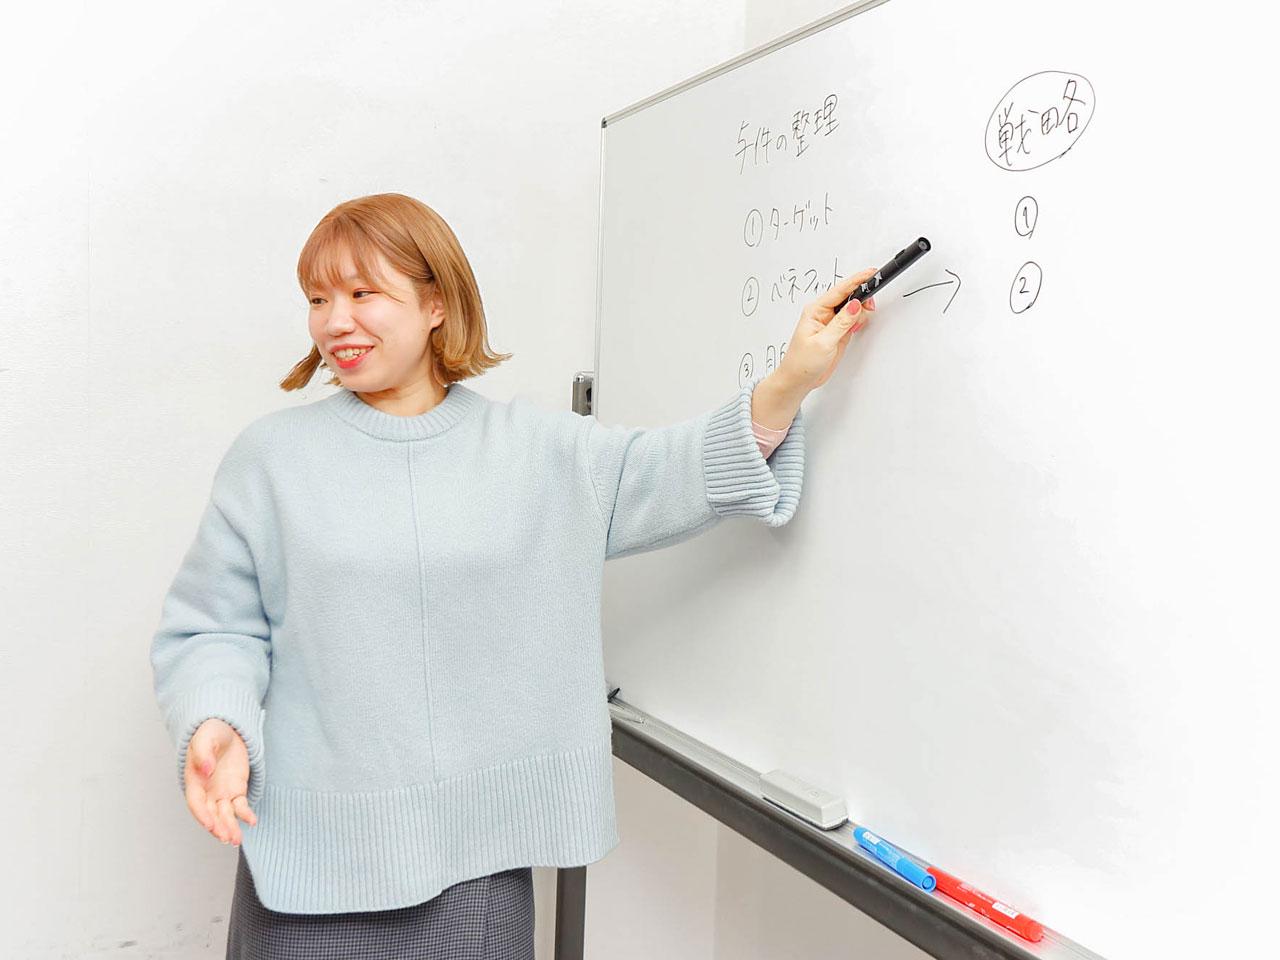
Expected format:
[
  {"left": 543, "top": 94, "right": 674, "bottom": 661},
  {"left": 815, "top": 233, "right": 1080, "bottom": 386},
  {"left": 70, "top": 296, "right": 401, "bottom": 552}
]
[{"left": 927, "top": 868, "right": 1044, "bottom": 943}]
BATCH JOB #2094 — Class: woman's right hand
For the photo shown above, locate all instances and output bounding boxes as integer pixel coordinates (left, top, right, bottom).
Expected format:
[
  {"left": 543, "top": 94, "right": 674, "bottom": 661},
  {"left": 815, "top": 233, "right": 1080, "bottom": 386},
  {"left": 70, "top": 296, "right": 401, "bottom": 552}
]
[{"left": 184, "top": 717, "right": 258, "bottom": 846}]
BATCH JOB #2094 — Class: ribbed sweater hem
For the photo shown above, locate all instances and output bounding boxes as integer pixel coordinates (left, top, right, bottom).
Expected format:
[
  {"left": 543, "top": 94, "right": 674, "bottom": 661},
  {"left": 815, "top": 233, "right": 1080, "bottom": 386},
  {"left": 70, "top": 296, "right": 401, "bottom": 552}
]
[{"left": 238, "top": 737, "right": 619, "bottom": 913}]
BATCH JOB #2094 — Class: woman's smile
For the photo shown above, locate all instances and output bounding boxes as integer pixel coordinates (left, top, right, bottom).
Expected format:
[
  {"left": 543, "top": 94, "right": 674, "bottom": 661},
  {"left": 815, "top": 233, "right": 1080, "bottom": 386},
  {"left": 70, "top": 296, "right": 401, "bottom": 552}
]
[{"left": 333, "top": 346, "right": 373, "bottom": 370}]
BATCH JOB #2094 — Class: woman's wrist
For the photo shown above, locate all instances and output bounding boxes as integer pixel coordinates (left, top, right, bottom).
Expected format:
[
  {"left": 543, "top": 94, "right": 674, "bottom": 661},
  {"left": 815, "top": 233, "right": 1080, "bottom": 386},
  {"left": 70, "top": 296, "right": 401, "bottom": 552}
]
[{"left": 750, "top": 369, "right": 808, "bottom": 431}]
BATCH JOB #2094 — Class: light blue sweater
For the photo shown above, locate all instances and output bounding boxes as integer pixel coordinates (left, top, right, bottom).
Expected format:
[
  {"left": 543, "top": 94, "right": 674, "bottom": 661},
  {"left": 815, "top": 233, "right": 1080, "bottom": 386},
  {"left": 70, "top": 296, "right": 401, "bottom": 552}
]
[{"left": 150, "top": 376, "right": 805, "bottom": 913}]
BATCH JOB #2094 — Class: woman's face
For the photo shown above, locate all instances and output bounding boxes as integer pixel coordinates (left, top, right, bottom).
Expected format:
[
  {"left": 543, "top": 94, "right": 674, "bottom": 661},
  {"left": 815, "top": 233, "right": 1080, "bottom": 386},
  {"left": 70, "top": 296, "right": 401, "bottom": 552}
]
[{"left": 306, "top": 249, "right": 444, "bottom": 393}]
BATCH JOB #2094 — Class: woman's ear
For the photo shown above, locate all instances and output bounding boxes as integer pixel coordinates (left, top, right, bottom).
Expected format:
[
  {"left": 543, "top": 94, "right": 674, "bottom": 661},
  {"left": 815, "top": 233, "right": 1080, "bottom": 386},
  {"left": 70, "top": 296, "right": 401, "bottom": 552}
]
[{"left": 424, "top": 284, "right": 446, "bottom": 330}]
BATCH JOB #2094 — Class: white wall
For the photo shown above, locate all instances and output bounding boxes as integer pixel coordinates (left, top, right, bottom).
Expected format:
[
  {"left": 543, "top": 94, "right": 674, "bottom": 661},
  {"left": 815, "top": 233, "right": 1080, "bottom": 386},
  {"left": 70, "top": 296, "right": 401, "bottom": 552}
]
[{"left": 0, "top": 1, "right": 747, "bottom": 956}]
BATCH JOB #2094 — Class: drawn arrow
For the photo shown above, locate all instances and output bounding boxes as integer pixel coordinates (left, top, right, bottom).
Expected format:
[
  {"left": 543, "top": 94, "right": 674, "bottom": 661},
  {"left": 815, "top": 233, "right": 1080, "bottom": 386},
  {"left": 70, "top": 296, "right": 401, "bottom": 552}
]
[{"left": 902, "top": 269, "right": 961, "bottom": 314}]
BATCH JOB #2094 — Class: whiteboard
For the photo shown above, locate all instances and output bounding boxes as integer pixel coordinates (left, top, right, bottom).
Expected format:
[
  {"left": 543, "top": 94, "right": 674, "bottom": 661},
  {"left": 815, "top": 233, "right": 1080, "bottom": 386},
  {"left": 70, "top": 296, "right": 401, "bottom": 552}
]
[{"left": 594, "top": 2, "right": 1279, "bottom": 958}]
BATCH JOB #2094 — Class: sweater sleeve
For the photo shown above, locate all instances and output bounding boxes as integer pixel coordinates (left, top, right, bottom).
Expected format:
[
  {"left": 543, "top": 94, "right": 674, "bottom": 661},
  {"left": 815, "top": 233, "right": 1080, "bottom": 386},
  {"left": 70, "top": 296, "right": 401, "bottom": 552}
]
[
  {"left": 149, "top": 436, "right": 271, "bottom": 808},
  {"left": 584, "top": 375, "right": 805, "bottom": 561}
]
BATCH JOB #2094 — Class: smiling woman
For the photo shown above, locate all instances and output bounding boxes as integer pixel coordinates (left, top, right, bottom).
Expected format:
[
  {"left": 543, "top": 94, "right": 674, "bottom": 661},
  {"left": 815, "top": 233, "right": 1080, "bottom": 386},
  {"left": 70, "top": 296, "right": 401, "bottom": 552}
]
[
  {"left": 280, "top": 192, "right": 513, "bottom": 396},
  {"left": 151, "top": 174, "right": 862, "bottom": 958}
]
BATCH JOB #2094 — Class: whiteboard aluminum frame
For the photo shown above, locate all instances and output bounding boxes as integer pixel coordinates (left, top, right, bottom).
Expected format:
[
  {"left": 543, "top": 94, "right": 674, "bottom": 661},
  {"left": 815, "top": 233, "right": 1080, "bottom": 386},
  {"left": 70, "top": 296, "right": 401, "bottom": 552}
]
[
  {"left": 600, "top": 0, "right": 891, "bottom": 129},
  {"left": 607, "top": 698, "right": 1105, "bottom": 960},
  {"left": 585, "top": 3, "right": 1108, "bottom": 958}
]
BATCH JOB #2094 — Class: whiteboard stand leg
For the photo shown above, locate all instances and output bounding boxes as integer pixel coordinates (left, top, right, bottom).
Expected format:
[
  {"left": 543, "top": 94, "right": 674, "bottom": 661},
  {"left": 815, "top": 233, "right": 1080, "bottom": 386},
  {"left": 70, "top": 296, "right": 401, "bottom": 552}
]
[{"left": 554, "top": 866, "right": 587, "bottom": 960}]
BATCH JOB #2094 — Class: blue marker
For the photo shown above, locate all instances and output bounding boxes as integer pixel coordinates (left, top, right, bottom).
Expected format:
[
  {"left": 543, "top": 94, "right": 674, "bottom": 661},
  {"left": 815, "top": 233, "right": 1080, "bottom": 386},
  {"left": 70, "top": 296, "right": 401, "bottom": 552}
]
[{"left": 853, "top": 825, "right": 937, "bottom": 892}]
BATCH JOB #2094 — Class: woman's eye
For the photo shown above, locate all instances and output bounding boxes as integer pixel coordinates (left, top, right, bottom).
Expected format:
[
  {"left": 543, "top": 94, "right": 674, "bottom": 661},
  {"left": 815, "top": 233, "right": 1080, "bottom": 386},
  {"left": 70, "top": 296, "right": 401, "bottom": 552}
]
[{"left": 308, "top": 291, "right": 374, "bottom": 305}]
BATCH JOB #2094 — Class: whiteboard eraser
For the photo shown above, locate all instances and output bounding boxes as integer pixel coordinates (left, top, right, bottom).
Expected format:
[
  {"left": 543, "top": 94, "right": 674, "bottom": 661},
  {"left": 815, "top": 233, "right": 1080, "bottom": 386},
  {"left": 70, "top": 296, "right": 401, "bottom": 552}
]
[{"left": 759, "top": 769, "right": 848, "bottom": 830}]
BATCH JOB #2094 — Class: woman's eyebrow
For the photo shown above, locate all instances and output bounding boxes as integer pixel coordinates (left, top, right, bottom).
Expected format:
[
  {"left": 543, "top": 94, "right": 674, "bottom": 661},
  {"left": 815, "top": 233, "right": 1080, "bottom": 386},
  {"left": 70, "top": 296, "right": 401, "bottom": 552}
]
[
  {"left": 308, "top": 272, "right": 376, "bottom": 292},
  {"left": 311, "top": 274, "right": 369, "bottom": 288}
]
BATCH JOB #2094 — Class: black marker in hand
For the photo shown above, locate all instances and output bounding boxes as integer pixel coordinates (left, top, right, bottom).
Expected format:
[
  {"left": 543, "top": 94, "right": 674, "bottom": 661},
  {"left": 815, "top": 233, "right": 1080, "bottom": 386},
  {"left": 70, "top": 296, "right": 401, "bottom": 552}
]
[{"left": 833, "top": 237, "right": 931, "bottom": 314}]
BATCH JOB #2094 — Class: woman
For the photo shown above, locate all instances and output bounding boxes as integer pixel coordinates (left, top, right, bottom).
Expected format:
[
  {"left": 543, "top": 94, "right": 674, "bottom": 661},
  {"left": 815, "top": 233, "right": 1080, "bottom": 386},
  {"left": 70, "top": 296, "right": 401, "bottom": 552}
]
[{"left": 149, "top": 192, "right": 877, "bottom": 959}]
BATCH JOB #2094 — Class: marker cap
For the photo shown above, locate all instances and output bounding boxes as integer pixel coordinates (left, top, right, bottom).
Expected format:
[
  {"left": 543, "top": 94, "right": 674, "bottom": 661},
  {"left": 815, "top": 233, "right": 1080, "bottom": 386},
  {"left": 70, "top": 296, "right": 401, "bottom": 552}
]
[{"left": 897, "top": 856, "right": 937, "bottom": 891}]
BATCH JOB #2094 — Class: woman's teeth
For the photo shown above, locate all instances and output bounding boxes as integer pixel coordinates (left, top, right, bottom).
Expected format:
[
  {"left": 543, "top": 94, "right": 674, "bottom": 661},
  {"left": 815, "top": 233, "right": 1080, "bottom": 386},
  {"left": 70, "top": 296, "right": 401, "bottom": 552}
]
[{"left": 335, "top": 348, "right": 371, "bottom": 360}]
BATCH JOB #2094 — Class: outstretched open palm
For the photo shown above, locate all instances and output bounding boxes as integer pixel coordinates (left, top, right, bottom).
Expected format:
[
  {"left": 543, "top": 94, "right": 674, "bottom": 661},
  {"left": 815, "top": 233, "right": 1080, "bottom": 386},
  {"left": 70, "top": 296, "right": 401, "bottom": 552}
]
[{"left": 184, "top": 717, "right": 257, "bottom": 846}]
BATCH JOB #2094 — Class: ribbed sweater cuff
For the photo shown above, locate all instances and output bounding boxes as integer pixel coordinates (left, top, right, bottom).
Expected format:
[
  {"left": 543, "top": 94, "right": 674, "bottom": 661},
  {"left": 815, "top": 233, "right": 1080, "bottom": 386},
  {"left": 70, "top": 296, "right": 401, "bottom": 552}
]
[
  {"left": 164, "top": 682, "right": 266, "bottom": 808},
  {"left": 702, "top": 378, "right": 805, "bottom": 527}
]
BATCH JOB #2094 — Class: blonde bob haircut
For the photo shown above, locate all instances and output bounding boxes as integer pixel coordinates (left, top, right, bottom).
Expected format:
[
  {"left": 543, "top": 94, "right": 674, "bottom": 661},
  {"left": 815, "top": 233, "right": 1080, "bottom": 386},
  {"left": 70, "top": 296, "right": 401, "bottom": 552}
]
[{"left": 281, "top": 192, "right": 511, "bottom": 391}]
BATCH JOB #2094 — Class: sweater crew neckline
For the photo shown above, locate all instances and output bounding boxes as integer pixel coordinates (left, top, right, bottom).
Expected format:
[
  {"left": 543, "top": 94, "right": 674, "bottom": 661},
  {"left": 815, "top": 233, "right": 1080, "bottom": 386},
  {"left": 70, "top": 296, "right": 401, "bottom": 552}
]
[{"left": 326, "top": 381, "right": 485, "bottom": 441}]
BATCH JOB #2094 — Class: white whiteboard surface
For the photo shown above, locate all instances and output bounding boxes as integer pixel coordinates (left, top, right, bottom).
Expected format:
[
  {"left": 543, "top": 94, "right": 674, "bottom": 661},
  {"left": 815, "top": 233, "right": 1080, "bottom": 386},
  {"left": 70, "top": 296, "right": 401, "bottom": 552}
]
[{"left": 595, "top": 2, "right": 1279, "bottom": 958}]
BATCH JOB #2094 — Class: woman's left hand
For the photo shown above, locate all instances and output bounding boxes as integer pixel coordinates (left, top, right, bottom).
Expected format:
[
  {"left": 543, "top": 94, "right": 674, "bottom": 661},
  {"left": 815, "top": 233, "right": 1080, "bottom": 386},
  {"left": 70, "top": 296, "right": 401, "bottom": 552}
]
[{"left": 776, "top": 265, "right": 879, "bottom": 394}]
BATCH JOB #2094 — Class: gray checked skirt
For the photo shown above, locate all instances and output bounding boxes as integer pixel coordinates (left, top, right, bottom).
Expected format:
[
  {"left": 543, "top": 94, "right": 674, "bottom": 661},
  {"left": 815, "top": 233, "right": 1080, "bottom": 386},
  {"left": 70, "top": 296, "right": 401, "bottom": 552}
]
[{"left": 226, "top": 848, "right": 535, "bottom": 960}]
